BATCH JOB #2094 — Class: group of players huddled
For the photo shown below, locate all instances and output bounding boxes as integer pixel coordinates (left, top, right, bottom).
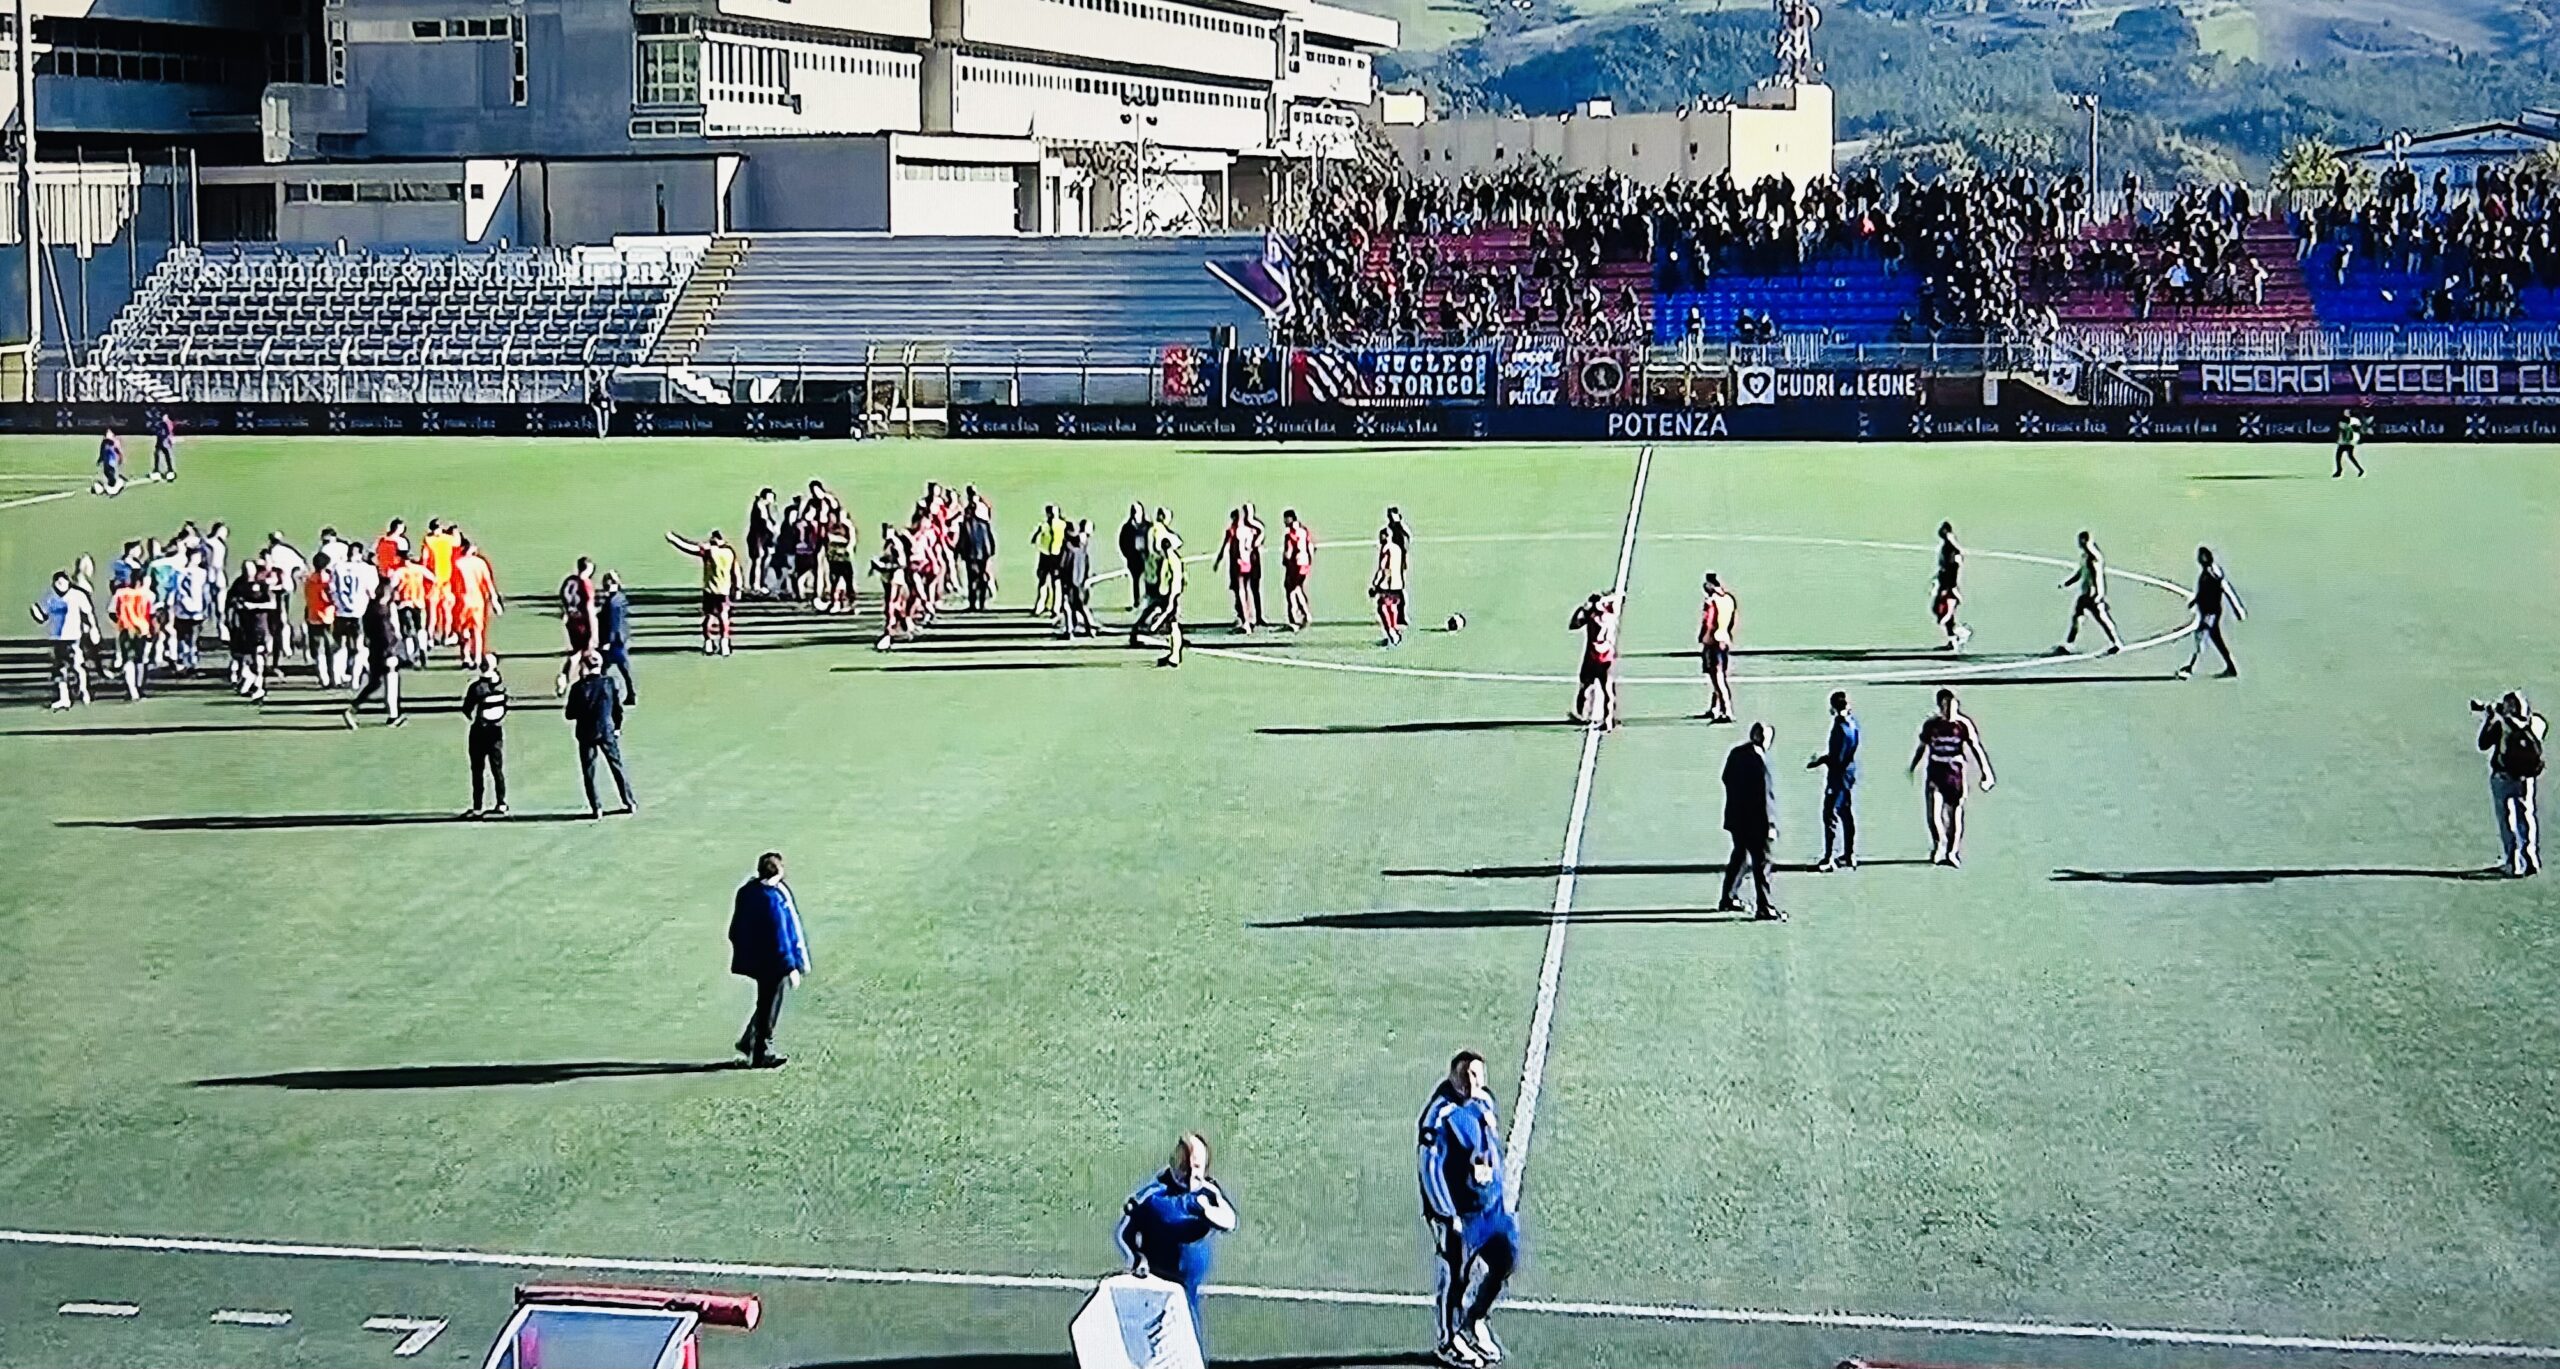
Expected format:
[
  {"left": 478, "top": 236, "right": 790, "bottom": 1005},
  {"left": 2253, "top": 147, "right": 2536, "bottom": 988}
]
[{"left": 27, "top": 513, "right": 505, "bottom": 723}]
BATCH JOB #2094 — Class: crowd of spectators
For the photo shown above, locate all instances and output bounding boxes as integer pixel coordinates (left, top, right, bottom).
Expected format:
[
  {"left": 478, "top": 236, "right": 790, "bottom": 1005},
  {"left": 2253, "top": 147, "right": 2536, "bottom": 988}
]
[
  {"left": 1276, "top": 155, "right": 2559, "bottom": 348},
  {"left": 2300, "top": 161, "right": 2560, "bottom": 323},
  {"left": 1278, "top": 161, "right": 2104, "bottom": 347}
]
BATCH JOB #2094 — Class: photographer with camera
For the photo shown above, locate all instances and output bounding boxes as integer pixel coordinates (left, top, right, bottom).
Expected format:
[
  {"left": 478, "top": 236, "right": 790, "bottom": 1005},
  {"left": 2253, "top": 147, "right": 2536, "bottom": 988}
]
[{"left": 2476, "top": 692, "right": 2547, "bottom": 878}]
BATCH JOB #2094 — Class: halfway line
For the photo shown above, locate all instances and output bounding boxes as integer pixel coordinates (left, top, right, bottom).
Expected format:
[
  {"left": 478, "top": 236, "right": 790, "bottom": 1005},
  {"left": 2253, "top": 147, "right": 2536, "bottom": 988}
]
[
  {"left": 1504, "top": 442, "right": 1654, "bottom": 1207},
  {"left": 3, "top": 1228, "right": 2555, "bottom": 1361}
]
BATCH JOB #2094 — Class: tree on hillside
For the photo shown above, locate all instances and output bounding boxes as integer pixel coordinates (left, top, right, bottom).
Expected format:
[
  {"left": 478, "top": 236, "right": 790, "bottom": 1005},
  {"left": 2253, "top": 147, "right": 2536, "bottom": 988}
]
[{"left": 2270, "top": 137, "right": 2373, "bottom": 208}]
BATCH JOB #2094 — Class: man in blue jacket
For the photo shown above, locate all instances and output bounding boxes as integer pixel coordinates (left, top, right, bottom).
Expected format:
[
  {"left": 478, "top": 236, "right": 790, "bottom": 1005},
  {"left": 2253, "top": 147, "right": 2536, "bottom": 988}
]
[
  {"left": 1807, "top": 690, "right": 1860, "bottom": 872},
  {"left": 727, "top": 851, "right": 808, "bottom": 1068},
  {"left": 1114, "top": 1131, "right": 1237, "bottom": 1355},
  {"left": 1418, "top": 1050, "right": 1518, "bottom": 1368}
]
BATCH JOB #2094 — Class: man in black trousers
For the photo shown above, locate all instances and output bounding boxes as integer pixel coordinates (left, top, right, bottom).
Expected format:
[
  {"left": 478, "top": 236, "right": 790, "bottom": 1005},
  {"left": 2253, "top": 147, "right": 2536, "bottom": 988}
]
[
  {"left": 462, "top": 655, "right": 509, "bottom": 818},
  {"left": 1719, "top": 721, "right": 1783, "bottom": 922},
  {"left": 728, "top": 851, "right": 809, "bottom": 1068},
  {"left": 563, "top": 650, "right": 635, "bottom": 818}
]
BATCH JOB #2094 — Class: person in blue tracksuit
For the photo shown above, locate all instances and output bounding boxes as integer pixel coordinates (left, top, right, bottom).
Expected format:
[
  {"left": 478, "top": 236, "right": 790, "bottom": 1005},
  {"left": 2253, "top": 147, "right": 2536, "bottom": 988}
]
[
  {"left": 1114, "top": 1132, "right": 1237, "bottom": 1354},
  {"left": 1807, "top": 689, "right": 1860, "bottom": 871},
  {"left": 1418, "top": 1050, "right": 1519, "bottom": 1368}
]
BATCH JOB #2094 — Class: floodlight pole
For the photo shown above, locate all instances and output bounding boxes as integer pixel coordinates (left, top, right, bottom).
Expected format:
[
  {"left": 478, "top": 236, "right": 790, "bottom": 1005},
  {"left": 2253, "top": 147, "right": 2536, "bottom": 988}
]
[
  {"left": 14, "top": 0, "right": 38, "bottom": 397},
  {"left": 2069, "top": 93, "right": 2100, "bottom": 205}
]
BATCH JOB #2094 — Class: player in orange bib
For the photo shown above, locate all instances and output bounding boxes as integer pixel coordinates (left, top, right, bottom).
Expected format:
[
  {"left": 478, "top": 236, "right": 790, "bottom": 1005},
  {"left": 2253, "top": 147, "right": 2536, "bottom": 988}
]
[
  {"left": 421, "top": 521, "right": 463, "bottom": 644},
  {"left": 388, "top": 550, "right": 433, "bottom": 665},
  {"left": 302, "top": 553, "right": 340, "bottom": 686},
  {"left": 452, "top": 538, "right": 502, "bottom": 668},
  {"left": 374, "top": 518, "right": 410, "bottom": 576}
]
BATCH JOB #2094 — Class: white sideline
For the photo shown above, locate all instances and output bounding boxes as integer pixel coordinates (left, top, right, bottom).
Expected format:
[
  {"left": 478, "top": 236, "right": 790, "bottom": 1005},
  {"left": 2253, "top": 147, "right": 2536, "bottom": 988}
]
[
  {"left": 0, "top": 490, "right": 76, "bottom": 511},
  {"left": 1502, "top": 444, "right": 1654, "bottom": 1206},
  {"left": 5, "top": 1227, "right": 2557, "bottom": 1360}
]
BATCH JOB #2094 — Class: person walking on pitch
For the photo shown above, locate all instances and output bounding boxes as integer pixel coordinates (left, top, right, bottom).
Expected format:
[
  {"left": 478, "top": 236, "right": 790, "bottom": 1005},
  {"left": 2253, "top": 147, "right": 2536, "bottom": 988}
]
[
  {"left": 2057, "top": 531, "right": 2124, "bottom": 655},
  {"left": 2175, "top": 546, "right": 2245, "bottom": 679},
  {"left": 1911, "top": 689, "right": 1995, "bottom": 867},
  {"left": 1281, "top": 509, "right": 1315, "bottom": 632},
  {"left": 1114, "top": 1133, "right": 1238, "bottom": 1354},
  {"left": 30, "top": 571, "right": 97, "bottom": 710},
  {"left": 665, "top": 529, "right": 738, "bottom": 656},
  {"left": 1933, "top": 522, "right": 1970, "bottom": 650},
  {"left": 1720, "top": 722, "right": 1783, "bottom": 920},
  {"left": 1807, "top": 690, "right": 1860, "bottom": 871},
  {"left": 727, "top": 851, "right": 808, "bottom": 1067},
  {"left": 1417, "top": 1050, "right": 1519, "bottom": 1368},
  {"left": 2478, "top": 692, "right": 2547, "bottom": 877},
  {"left": 1698, "top": 573, "right": 1740, "bottom": 723},
  {"left": 1029, "top": 503, "right": 1069, "bottom": 617},
  {"left": 462, "top": 656, "right": 510, "bottom": 817},
  {"left": 2334, "top": 411, "right": 2367, "bottom": 477},
  {"left": 1372, "top": 528, "right": 1409, "bottom": 647}
]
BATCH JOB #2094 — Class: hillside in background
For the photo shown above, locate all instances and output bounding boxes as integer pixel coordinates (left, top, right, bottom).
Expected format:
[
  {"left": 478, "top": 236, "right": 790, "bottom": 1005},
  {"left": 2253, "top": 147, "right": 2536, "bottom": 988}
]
[{"left": 1342, "top": 0, "right": 2560, "bottom": 180}]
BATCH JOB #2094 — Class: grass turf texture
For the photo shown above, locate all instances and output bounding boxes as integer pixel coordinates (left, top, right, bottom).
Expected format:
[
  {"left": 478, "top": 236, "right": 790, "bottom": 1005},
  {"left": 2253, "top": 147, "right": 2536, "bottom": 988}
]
[{"left": 0, "top": 435, "right": 2556, "bottom": 1369}]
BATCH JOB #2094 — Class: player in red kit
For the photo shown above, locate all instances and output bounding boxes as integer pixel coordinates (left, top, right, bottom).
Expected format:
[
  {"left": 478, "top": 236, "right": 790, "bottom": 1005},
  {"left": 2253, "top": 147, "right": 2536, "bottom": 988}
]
[
  {"left": 1909, "top": 688, "right": 1996, "bottom": 867},
  {"left": 1569, "top": 591, "right": 1625, "bottom": 730},
  {"left": 1280, "top": 510, "right": 1314, "bottom": 631}
]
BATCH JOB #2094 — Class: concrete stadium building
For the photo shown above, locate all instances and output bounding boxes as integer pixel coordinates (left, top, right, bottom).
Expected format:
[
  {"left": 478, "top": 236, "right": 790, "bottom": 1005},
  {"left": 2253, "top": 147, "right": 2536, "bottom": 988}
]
[{"left": 200, "top": 0, "right": 1397, "bottom": 241}]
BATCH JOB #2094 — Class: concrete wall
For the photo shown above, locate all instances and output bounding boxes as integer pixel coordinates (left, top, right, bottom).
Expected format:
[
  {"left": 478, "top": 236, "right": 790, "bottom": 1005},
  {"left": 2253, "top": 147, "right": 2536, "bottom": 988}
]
[
  {"left": 521, "top": 158, "right": 725, "bottom": 244},
  {"left": 1388, "top": 83, "right": 1834, "bottom": 187},
  {"left": 732, "top": 139, "right": 893, "bottom": 232}
]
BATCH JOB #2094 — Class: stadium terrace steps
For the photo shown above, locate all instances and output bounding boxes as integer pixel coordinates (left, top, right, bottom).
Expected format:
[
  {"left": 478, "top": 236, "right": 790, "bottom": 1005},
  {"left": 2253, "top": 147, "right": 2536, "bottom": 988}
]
[
  {"left": 2301, "top": 244, "right": 2560, "bottom": 326},
  {"left": 80, "top": 243, "right": 697, "bottom": 399},
  {"left": 650, "top": 235, "right": 749, "bottom": 368},
  {"left": 1653, "top": 255, "right": 1921, "bottom": 343},
  {"left": 2023, "top": 221, "right": 2318, "bottom": 328},
  {"left": 686, "top": 234, "right": 1266, "bottom": 371},
  {"left": 1353, "top": 228, "right": 1659, "bottom": 335}
]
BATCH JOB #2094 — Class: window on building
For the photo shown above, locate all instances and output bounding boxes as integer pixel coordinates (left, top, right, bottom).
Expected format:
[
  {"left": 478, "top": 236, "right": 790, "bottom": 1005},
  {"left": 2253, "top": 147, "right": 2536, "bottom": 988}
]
[
  {"left": 636, "top": 32, "right": 699, "bottom": 106},
  {"left": 411, "top": 19, "right": 442, "bottom": 38}
]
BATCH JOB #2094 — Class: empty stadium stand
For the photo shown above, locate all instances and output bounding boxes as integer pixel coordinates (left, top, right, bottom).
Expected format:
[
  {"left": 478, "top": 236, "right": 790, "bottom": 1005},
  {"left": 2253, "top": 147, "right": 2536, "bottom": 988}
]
[
  {"left": 77, "top": 241, "right": 698, "bottom": 403},
  {"left": 1653, "top": 255, "right": 1917, "bottom": 344},
  {"left": 671, "top": 234, "right": 1266, "bottom": 376}
]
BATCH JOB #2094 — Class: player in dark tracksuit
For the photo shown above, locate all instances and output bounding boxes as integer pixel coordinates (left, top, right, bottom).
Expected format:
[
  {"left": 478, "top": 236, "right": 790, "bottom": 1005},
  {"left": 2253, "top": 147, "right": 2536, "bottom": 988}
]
[
  {"left": 1114, "top": 1132, "right": 1237, "bottom": 1356},
  {"left": 1418, "top": 1050, "right": 1518, "bottom": 1368},
  {"left": 1808, "top": 690, "right": 1860, "bottom": 871}
]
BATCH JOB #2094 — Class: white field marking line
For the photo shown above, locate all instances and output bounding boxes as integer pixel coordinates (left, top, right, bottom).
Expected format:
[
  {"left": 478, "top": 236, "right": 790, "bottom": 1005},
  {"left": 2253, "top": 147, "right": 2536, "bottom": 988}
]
[
  {"left": 6, "top": 1230, "right": 2558, "bottom": 1361},
  {"left": 364, "top": 1316, "right": 449, "bottom": 1357},
  {"left": 0, "top": 489, "right": 77, "bottom": 511},
  {"left": 1504, "top": 443, "right": 1653, "bottom": 1206},
  {"left": 57, "top": 1301, "right": 140, "bottom": 1317},
  {"left": 1195, "top": 534, "right": 2198, "bottom": 687},
  {"left": 210, "top": 1308, "right": 293, "bottom": 1326}
]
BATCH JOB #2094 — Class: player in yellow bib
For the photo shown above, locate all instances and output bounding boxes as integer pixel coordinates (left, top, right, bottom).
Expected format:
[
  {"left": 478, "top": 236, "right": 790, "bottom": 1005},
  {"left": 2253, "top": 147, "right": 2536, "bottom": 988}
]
[{"left": 667, "top": 529, "right": 740, "bottom": 657}]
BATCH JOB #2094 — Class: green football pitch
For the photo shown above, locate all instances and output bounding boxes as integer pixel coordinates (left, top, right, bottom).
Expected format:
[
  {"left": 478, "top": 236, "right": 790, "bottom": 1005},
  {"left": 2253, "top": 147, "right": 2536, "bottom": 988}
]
[{"left": 2, "top": 434, "right": 2558, "bottom": 1369}]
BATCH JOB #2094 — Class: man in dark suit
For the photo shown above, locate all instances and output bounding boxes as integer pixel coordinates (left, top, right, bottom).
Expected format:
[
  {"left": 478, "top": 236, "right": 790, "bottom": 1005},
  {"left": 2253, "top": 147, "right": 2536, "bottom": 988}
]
[
  {"left": 1719, "top": 721, "right": 1783, "bottom": 922},
  {"left": 728, "top": 850, "right": 809, "bottom": 1068},
  {"left": 562, "top": 650, "right": 635, "bottom": 818}
]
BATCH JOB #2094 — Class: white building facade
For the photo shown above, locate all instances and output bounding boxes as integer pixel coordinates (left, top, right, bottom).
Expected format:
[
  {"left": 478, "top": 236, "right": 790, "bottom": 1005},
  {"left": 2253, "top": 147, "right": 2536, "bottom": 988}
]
[{"left": 228, "top": 0, "right": 1394, "bottom": 241}]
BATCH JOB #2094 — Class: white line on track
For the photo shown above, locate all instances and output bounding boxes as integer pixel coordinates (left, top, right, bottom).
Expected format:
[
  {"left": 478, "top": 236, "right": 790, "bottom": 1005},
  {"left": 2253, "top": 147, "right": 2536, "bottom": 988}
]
[
  {"left": 6, "top": 1227, "right": 2557, "bottom": 1361},
  {"left": 1503, "top": 444, "right": 1653, "bottom": 1206},
  {"left": 0, "top": 489, "right": 77, "bottom": 511},
  {"left": 57, "top": 1301, "right": 140, "bottom": 1317},
  {"left": 210, "top": 1309, "right": 293, "bottom": 1326},
  {"left": 1194, "top": 534, "right": 2197, "bottom": 688}
]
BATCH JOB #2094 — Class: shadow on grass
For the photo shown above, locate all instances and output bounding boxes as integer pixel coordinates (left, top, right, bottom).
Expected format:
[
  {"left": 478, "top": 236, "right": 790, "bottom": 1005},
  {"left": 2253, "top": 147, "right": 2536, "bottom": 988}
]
[
  {"left": 2055, "top": 866, "right": 2505, "bottom": 886},
  {"left": 196, "top": 1060, "right": 744, "bottom": 1090},
  {"left": 835, "top": 659, "right": 1134, "bottom": 674},
  {"left": 797, "top": 1354, "right": 1430, "bottom": 1369},
  {"left": 60, "top": 810, "right": 590, "bottom": 831},
  {"left": 2191, "top": 472, "right": 2314, "bottom": 481},
  {"left": 1256, "top": 907, "right": 1770, "bottom": 930},
  {"left": 1, "top": 721, "right": 340, "bottom": 737},
  {"left": 1388, "top": 860, "right": 1930, "bottom": 879},
  {"left": 1259, "top": 718, "right": 1567, "bottom": 737}
]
